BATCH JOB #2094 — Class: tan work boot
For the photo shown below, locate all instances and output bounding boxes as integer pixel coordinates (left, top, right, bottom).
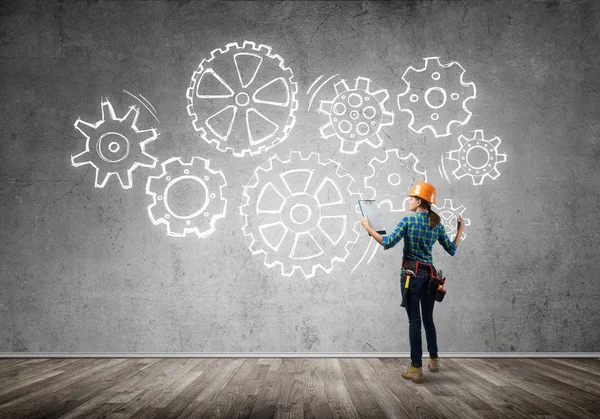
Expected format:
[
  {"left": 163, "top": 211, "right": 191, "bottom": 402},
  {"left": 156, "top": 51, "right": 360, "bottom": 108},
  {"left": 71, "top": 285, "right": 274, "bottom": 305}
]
[
  {"left": 401, "top": 364, "right": 424, "bottom": 383},
  {"left": 428, "top": 357, "right": 440, "bottom": 372}
]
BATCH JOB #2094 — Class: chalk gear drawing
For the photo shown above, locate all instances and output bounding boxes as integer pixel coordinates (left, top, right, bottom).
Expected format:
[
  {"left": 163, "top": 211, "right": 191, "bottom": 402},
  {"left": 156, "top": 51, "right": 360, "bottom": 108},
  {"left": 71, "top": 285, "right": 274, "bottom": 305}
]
[
  {"left": 187, "top": 40, "right": 298, "bottom": 157},
  {"left": 240, "top": 151, "right": 361, "bottom": 279},
  {"left": 434, "top": 199, "right": 471, "bottom": 241},
  {"left": 364, "top": 150, "right": 427, "bottom": 212},
  {"left": 446, "top": 129, "right": 507, "bottom": 186},
  {"left": 397, "top": 57, "right": 476, "bottom": 137},
  {"left": 319, "top": 77, "right": 394, "bottom": 154},
  {"left": 146, "top": 157, "right": 227, "bottom": 238},
  {"left": 71, "top": 98, "right": 158, "bottom": 189}
]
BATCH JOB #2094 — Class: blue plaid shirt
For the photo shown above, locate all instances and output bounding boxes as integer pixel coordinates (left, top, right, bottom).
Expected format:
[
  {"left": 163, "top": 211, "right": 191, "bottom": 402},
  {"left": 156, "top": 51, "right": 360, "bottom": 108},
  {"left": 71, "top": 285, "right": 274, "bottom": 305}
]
[{"left": 381, "top": 212, "right": 456, "bottom": 264}]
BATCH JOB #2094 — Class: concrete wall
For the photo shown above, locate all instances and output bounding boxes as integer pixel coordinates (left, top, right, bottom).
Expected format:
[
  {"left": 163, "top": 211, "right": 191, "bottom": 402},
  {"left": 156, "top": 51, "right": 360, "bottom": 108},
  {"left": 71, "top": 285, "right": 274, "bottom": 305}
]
[{"left": 1, "top": 0, "right": 599, "bottom": 353}]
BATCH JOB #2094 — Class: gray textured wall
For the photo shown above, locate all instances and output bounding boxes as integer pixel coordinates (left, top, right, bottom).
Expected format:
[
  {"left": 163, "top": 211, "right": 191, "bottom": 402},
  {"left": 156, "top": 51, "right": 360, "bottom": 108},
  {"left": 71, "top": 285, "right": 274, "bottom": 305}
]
[{"left": 1, "top": 0, "right": 599, "bottom": 353}]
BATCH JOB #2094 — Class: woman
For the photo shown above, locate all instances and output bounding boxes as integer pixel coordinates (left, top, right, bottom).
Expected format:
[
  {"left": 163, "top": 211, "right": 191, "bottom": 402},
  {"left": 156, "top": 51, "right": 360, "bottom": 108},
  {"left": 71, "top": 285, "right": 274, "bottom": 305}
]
[{"left": 360, "top": 182, "right": 465, "bottom": 383}]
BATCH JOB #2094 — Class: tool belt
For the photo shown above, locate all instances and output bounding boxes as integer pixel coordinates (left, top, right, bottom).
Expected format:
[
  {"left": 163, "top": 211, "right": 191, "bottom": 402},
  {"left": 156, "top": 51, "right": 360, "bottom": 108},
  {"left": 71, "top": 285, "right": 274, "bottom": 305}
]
[
  {"left": 401, "top": 259, "right": 447, "bottom": 303},
  {"left": 402, "top": 259, "right": 436, "bottom": 277}
]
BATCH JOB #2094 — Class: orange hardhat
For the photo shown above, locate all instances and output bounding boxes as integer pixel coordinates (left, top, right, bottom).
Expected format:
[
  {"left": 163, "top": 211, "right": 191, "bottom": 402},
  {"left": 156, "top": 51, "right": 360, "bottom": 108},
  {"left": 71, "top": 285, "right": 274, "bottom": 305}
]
[{"left": 407, "top": 182, "right": 436, "bottom": 205}]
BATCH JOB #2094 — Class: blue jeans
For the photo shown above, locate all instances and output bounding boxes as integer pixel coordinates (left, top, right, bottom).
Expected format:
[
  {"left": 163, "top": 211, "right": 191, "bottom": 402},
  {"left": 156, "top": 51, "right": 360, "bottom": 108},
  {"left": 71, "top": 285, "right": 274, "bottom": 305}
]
[{"left": 401, "top": 269, "right": 438, "bottom": 368}]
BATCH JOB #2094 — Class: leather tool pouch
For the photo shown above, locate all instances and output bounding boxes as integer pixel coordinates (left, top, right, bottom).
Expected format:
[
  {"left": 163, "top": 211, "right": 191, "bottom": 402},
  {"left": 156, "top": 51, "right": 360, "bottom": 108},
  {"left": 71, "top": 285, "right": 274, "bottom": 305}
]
[{"left": 427, "top": 269, "right": 447, "bottom": 302}]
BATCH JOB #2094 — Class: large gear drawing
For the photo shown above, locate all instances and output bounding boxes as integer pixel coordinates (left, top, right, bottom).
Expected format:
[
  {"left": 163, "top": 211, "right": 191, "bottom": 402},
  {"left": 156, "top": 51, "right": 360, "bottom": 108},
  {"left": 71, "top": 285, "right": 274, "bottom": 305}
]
[
  {"left": 433, "top": 199, "right": 471, "bottom": 241},
  {"left": 447, "top": 130, "right": 507, "bottom": 185},
  {"left": 240, "top": 151, "right": 361, "bottom": 278},
  {"left": 186, "top": 40, "right": 298, "bottom": 157},
  {"left": 71, "top": 98, "right": 158, "bottom": 189},
  {"left": 146, "top": 157, "right": 227, "bottom": 238},
  {"left": 364, "top": 150, "right": 427, "bottom": 212},
  {"left": 319, "top": 77, "right": 394, "bottom": 154},
  {"left": 397, "top": 57, "right": 476, "bottom": 137}
]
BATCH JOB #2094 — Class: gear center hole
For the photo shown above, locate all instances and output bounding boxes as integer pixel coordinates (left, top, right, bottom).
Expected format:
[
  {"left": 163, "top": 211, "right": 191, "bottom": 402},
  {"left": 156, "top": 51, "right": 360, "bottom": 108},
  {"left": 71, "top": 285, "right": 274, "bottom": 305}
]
[
  {"left": 388, "top": 173, "right": 402, "bottom": 186},
  {"left": 290, "top": 203, "right": 312, "bottom": 225},
  {"left": 235, "top": 92, "right": 250, "bottom": 107},
  {"left": 466, "top": 146, "right": 490, "bottom": 170},
  {"left": 164, "top": 176, "right": 209, "bottom": 219}
]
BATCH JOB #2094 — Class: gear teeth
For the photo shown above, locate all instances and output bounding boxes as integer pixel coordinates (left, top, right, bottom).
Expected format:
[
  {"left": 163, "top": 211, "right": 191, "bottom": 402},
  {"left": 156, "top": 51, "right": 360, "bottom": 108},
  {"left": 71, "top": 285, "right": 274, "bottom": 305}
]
[
  {"left": 341, "top": 140, "right": 359, "bottom": 154},
  {"left": 366, "top": 132, "right": 383, "bottom": 148},
  {"left": 355, "top": 77, "right": 371, "bottom": 91},
  {"left": 381, "top": 111, "right": 394, "bottom": 126},
  {"left": 94, "top": 169, "right": 111, "bottom": 188},
  {"left": 74, "top": 118, "right": 99, "bottom": 138},
  {"left": 71, "top": 150, "right": 90, "bottom": 167},
  {"left": 372, "top": 89, "right": 389, "bottom": 103},
  {"left": 115, "top": 168, "right": 132, "bottom": 189},
  {"left": 320, "top": 122, "right": 336, "bottom": 138},
  {"left": 186, "top": 86, "right": 195, "bottom": 101},
  {"left": 334, "top": 80, "right": 350, "bottom": 95},
  {"left": 488, "top": 136, "right": 501, "bottom": 149},
  {"left": 318, "top": 100, "right": 333, "bottom": 115}
]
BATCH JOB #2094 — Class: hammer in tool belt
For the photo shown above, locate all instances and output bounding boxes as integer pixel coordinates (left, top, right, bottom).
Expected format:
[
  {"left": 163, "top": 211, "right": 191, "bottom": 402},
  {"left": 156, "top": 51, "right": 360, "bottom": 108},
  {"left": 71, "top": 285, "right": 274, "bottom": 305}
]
[{"left": 400, "top": 269, "right": 416, "bottom": 307}]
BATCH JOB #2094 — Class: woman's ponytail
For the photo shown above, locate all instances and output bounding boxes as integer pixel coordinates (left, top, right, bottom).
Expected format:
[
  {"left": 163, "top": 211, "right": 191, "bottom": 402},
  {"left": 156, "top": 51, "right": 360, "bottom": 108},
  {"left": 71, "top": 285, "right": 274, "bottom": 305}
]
[{"left": 421, "top": 200, "right": 441, "bottom": 229}]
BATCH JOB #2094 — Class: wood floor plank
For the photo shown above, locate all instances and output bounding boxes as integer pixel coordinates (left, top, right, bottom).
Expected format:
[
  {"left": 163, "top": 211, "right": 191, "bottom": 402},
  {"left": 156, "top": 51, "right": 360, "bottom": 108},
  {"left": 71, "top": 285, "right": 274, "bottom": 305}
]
[
  {"left": 142, "top": 358, "right": 223, "bottom": 419},
  {"left": 58, "top": 358, "right": 166, "bottom": 419},
  {"left": 2, "top": 357, "right": 599, "bottom": 419},
  {"left": 1, "top": 359, "right": 145, "bottom": 419},
  {"left": 519, "top": 358, "right": 600, "bottom": 393},
  {"left": 249, "top": 358, "right": 284, "bottom": 419},
  {"left": 192, "top": 358, "right": 261, "bottom": 419},
  {"left": 0, "top": 358, "right": 119, "bottom": 408},
  {"left": 105, "top": 358, "right": 206, "bottom": 419},
  {"left": 318, "top": 358, "right": 360, "bottom": 419},
  {"left": 338, "top": 358, "right": 388, "bottom": 418},
  {"left": 0, "top": 358, "right": 49, "bottom": 376},
  {"left": 547, "top": 358, "right": 600, "bottom": 377},
  {"left": 297, "top": 358, "right": 335, "bottom": 419},
  {"left": 442, "top": 359, "right": 538, "bottom": 417},
  {"left": 452, "top": 358, "right": 598, "bottom": 419},
  {"left": 369, "top": 357, "right": 471, "bottom": 419},
  {"left": 0, "top": 358, "right": 80, "bottom": 392},
  {"left": 176, "top": 357, "right": 245, "bottom": 419}
]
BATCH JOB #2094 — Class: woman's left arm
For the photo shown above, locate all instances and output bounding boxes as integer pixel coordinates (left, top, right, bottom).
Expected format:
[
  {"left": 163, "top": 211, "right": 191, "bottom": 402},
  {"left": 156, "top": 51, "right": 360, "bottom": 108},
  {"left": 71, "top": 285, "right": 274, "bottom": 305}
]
[{"left": 361, "top": 216, "right": 383, "bottom": 245}]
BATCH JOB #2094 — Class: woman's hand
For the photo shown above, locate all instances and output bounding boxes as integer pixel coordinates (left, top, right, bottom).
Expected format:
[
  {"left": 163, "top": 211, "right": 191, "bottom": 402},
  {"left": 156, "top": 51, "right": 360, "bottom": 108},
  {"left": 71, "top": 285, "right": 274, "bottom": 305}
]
[
  {"left": 361, "top": 216, "right": 370, "bottom": 230},
  {"left": 457, "top": 215, "right": 465, "bottom": 233}
]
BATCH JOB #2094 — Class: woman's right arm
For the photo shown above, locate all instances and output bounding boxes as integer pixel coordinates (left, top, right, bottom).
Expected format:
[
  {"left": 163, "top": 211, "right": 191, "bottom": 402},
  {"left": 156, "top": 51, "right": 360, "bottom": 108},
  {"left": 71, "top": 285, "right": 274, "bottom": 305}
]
[
  {"left": 453, "top": 215, "right": 465, "bottom": 247},
  {"left": 438, "top": 215, "right": 465, "bottom": 256}
]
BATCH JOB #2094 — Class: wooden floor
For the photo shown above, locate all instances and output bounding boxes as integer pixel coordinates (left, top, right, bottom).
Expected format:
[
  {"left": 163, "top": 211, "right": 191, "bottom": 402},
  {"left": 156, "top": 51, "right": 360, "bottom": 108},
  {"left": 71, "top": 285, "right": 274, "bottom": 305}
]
[{"left": 0, "top": 358, "right": 599, "bottom": 419}]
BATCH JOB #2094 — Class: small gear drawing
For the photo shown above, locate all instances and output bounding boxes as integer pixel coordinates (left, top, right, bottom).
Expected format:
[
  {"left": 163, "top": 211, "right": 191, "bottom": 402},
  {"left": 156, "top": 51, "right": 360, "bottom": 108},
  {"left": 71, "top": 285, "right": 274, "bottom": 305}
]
[
  {"left": 364, "top": 150, "right": 427, "bottom": 212},
  {"left": 146, "top": 157, "right": 227, "bottom": 238},
  {"left": 319, "top": 77, "right": 394, "bottom": 154},
  {"left": 240, "top": 151, "right": 361, "bottom": 278},
  {"left": 447, "top": 130, "right": 507, "bottom": 185},
  {"left": 397, "top": 57, "right": 476, "bottom": 137},
  {"left": 433, "top": 199, "right": 471, "bottom": 241},
  {"left": 186, "top": 40, "right": 298, "bottom": 157},
  {"left": 71, "top": 98, "right": 158, "bottom": 189}
]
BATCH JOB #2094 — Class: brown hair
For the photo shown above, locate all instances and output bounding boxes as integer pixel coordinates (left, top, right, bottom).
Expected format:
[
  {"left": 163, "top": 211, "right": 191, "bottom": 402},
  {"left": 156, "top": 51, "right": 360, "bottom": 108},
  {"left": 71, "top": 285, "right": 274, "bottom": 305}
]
[{"left": 418, "top": 198, "right": 441, "bottom": 229}]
